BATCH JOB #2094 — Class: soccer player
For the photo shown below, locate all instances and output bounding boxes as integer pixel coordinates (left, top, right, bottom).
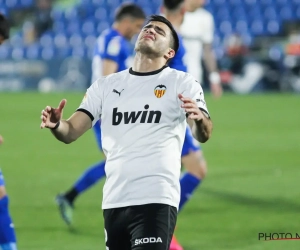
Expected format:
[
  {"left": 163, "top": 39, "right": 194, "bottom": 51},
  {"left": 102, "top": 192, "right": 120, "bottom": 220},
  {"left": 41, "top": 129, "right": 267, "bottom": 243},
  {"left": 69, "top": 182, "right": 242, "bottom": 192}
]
[
  {"left": 55, "top": 3, "right": 146, "bottom": 225},
  {"left": 0, "top": 14, "right": 18, "bottom": 250},
  {"left": 0, "top": 137, "right": 17, "bottom": 250},
  {"left": 40, "top": 14, "right": 213, "bottom": 250},
  {"left": 161, "top": 1, "right": 209, "bottom": 249},
  {"left": 0, "top": 136, "right": 18, "bottom": 250},
  {"left": 0, "top": 167, "right": 17, "bottom": 250},
  {"left": 181, "top": 0, "right": 223, "bottom": 98}
]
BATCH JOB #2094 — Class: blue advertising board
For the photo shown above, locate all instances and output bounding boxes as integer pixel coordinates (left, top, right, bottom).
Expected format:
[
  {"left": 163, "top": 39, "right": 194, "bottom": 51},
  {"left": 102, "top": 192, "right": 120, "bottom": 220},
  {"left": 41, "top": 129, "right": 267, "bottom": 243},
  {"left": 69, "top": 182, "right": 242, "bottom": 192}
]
[{"left": 0, "top": 57, "right": 92, "bottom": 92}]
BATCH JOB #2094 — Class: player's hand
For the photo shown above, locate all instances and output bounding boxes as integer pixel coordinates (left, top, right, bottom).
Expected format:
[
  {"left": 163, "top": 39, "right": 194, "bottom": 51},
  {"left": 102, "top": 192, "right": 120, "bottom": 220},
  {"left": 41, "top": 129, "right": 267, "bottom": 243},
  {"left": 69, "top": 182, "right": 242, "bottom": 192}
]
[
  {"left": 0, "top": 135, "right": 3, "bottom": 145},
  {"left": 178, "top": 94, "right": 204, "bottom": 121},
  {"left": 40, "top": 99, "right": 67, "bottom": 129},
  {"left": 210, "top": 83, "right": 223, "bottom": 99}
]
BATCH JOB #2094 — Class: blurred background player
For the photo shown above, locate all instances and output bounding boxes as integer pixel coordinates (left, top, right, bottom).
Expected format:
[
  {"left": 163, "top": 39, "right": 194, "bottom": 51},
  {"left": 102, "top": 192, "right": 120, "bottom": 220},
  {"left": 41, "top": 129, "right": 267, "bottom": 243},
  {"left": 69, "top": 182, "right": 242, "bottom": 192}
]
[
  {"left": 161, "top": 0, "right": 209, "bottom": 249},
  {"left": 55, "top": 3, "right": 146, "bottom": 225},
  {"left": 0, "top": 14, "right": 9, "bottom": 45},
  {"left": 0, "top": 14, "right": 18, "bottom": 250},
  {"left": 181, "top": 0, "right": 223, "bottom": 98}
]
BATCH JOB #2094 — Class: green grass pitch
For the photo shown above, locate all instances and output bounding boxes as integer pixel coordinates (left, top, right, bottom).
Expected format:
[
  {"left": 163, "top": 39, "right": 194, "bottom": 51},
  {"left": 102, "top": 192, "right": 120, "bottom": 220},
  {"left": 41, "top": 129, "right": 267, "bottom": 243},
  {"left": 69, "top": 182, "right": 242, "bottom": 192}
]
[{"left": 0, "top": 92, "right": 299, "bottom": 250}]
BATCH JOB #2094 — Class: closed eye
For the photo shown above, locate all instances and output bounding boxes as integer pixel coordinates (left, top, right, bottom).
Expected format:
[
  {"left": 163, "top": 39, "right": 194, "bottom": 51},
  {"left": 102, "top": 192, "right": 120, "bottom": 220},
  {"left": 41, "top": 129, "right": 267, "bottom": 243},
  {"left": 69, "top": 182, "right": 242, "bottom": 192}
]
[
  {"left": 155, "top": 26, "right": 166, "bottom": 36},
  {"left": 143, "top": 24, "right": 166, "bottom": 36}
]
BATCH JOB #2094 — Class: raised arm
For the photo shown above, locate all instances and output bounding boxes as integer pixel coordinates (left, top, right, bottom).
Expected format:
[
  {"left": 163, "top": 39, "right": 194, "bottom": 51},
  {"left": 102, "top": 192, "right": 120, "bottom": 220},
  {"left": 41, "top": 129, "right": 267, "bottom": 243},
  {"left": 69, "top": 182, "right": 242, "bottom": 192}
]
[
  {"left": 40, "top": 99, "right": 92, "bottom": 144},
  {"left": 178, "top": 74, "right": 213, "bottom": 143},
  {"left": 202, "top": 13, "right": 223, "bottom": 98},
  {"left": 202, "top": 43, "right": 223, "bottom": 99},
  {"left": 180, "top": 94, "right": 213, "bottom": 143}
]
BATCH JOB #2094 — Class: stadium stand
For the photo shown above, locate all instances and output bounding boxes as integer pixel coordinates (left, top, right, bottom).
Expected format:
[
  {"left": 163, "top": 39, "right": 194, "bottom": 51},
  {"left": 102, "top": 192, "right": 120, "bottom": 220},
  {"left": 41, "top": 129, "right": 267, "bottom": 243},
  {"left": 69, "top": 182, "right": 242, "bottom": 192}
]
[{"left": 0, "top": 0, "right": 299, "bottom": 60}]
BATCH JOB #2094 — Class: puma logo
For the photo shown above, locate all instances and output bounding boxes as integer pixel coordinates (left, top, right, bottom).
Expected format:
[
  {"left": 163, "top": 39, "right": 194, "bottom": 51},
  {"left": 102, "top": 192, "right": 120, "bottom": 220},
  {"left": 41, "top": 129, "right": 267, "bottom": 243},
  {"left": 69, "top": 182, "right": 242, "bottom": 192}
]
[{"left": 112, "top": 89, "right": 124, "bottom": 96}]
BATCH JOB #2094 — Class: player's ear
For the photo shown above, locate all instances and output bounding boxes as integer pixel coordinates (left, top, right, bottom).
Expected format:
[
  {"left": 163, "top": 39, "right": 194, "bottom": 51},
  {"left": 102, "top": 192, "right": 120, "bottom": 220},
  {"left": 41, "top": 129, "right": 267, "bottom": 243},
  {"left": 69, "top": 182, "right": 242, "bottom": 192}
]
[
  {"left": 166, "top": 48, "right": 175, "bottom": 60},
  {"left": 163, "top": 48, "right": 175, "bottom": 61}
]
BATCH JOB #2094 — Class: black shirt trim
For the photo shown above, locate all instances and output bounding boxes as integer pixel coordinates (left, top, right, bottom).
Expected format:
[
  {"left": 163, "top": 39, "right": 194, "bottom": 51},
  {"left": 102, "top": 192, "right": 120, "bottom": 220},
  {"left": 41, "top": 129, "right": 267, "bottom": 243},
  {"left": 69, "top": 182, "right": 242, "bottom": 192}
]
[
  {"left": 200, "top": 108, "right": 210, "bottom": 119},
  {"left": 129, "top": 65, "right": 168, "bottom": 76},
  {"left": 76, "top": 108, "right": 94, "bottom": 121}
]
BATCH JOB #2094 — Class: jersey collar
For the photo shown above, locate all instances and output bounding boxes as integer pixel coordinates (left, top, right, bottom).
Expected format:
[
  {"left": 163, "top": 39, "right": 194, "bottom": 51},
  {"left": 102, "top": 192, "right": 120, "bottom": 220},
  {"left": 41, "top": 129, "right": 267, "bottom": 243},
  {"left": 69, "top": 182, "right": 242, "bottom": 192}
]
[{"left": 129, "top": 65, "right": 168, "bottom": 76}]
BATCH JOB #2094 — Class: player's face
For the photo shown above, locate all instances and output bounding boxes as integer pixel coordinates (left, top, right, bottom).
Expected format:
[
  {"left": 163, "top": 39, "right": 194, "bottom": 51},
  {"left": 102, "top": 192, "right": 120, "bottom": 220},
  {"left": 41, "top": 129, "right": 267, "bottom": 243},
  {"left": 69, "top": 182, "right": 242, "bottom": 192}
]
[{"left": 135, "top": 21, "right": 173, "bottom": 57}]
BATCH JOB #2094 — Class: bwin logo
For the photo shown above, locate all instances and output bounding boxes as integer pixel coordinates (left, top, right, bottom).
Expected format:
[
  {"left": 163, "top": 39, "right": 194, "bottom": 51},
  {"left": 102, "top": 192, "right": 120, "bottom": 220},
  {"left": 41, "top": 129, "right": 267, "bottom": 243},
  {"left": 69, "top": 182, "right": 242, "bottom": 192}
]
[
  {"left": 134, "top": 237, "right": 163, "bottom": 245},
  {"left": 112, "top": 105, "right": 161, "bottom": 125}
]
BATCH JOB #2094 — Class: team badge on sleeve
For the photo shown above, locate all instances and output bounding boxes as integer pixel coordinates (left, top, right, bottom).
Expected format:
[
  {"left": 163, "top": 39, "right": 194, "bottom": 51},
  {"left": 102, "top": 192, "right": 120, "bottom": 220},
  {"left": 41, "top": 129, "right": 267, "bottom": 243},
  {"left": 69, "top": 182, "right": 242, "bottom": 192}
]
[
  {"left": 107, "top": 37, "right": 121, "bottom": 56},
  {"left": 154, "top": 85, "right": 167, "bottom": 98}
]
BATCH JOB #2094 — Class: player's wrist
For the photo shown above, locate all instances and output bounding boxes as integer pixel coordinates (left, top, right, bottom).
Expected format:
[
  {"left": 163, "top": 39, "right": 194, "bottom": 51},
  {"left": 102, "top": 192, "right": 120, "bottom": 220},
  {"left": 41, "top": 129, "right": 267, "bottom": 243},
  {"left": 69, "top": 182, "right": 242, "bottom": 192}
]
[
  {"left": 209, "top": 72, "right": 221, "bottom": 85},
  {"left": 51, "top": 121, "right": 60, "bottom": 130}
]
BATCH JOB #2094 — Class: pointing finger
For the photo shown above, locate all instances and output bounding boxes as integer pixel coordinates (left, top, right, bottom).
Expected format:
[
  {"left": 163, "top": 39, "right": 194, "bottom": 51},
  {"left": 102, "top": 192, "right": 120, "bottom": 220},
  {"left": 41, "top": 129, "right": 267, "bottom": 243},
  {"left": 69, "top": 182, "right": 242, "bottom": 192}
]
[
  {"left": 178, "top": 95, "right": 195, "bottom": 103},
  {"left": 178, "top": 94, "right": 187, "bottom": 102},
  {"left": 58, "top": 99, "right": 67, "bottom": 111}
]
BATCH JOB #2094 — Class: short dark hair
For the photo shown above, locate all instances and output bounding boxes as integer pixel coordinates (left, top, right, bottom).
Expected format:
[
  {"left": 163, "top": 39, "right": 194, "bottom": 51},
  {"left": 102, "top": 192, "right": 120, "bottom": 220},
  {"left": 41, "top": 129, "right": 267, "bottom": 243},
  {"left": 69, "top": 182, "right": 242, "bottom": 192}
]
[
  {"left": 0, "top": 13, "right": 9, "bottom": 40},
  {"left": 146, "top": 15, "right": 179, "bottom": 53},
  {"left": 115, "top": 3, "right": 146, "bottom": 22},
  {"left": 163, "top": 0, "right": 184, "bottom": 11}
]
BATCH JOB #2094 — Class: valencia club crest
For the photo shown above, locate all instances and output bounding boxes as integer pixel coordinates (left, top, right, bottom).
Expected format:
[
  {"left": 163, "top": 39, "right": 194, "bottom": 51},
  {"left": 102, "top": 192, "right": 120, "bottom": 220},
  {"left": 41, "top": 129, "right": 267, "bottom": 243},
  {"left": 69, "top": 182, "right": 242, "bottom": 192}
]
[{"left": 154, "top": 85, "right": 167, "bottom": 98}]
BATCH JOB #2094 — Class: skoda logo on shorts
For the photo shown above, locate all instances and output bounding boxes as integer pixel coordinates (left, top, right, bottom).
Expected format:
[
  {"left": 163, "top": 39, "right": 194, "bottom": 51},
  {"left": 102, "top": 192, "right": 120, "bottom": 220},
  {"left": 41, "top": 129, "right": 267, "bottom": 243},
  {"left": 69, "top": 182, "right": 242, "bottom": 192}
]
[{"left": 154, "top": 85, "right": 167, "bottom": 98}]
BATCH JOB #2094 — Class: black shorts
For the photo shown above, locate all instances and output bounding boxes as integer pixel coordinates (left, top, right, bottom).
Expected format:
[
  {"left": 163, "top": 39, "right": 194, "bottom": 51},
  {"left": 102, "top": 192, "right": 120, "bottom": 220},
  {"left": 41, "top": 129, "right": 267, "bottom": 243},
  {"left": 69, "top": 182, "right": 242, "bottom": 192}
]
[{"left": 103, "top": 203, "right": 177, "bottom": 250}]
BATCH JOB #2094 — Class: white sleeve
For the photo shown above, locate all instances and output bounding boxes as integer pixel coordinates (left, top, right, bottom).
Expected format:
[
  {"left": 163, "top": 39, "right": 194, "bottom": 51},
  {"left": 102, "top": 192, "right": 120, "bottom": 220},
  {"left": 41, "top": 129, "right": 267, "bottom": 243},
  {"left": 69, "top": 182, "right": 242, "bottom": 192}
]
[
  {"left": 77, "top": 78, "right": 104, "bottom": 126},
  {"left": 202, "top": 13, "right": 214, "bottom": 44},
  {"left": 178, "top": 74, "right": 210, "bottom": 118}
]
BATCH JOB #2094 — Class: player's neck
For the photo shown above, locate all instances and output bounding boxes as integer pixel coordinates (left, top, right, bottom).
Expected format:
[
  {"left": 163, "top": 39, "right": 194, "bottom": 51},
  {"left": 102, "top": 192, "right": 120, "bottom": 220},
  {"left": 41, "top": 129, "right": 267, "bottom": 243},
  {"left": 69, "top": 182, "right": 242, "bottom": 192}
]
[{"left": 132, "top": 53, "right": 167, "bottom": 73}]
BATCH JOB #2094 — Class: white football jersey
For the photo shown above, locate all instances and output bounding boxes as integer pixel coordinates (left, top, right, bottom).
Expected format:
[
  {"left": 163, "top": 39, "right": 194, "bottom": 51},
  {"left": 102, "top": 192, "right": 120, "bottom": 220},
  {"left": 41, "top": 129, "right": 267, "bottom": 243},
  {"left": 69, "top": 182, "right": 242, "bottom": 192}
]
[
  {"left": 181, "top": 8, "right": 214, "bottom": 82},
  {"left": 78, "top": 66, "right": 210, "bottom": 210}
]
